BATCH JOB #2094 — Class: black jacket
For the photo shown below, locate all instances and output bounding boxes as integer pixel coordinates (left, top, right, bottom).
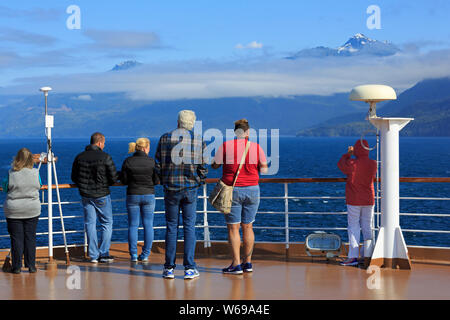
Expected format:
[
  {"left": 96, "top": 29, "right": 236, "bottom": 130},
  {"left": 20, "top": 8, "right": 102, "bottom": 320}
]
[
  {"left": 71, "top": 145, "right": 119, "bottom": 198},
  {"left": 120, "top": 150, "right": 160, "bottom": 195}
]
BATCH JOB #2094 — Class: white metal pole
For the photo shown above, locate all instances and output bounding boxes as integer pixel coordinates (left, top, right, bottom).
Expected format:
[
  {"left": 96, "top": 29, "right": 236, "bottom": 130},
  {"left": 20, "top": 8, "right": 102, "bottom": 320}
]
[
  {"left": 46, "top": 114, "right": 55, "bottom": 269},
  {"left": 363, "top": 129, "right": 380, "bottom": 263},
  {"left": 41, "top": 86, "right": 57, "bottom": 270}
]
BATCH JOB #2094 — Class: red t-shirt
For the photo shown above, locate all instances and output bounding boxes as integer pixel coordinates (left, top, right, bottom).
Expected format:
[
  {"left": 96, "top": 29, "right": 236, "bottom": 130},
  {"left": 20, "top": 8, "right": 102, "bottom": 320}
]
[{"left": 214, "top": 139, "right": 267, "bottom": 187}]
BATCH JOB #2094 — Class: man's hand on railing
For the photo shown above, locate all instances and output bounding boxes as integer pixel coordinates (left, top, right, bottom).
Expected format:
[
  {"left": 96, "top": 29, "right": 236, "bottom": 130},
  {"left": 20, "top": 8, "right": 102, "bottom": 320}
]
[{"left": 32, "top": 154, "right": 58, "bottom": 164}]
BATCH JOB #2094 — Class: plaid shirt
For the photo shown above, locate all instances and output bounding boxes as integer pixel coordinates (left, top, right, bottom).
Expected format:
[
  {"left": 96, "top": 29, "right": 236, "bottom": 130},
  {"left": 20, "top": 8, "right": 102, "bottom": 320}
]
[{"left": 155, "top": 128, "right": 208, "bottom": 192}]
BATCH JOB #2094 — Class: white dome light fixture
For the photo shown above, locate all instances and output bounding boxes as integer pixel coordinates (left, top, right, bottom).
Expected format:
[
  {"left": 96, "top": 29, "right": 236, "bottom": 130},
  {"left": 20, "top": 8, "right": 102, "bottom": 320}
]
[{"left": 349, "top": 84, "right": 397, "bottom": 118}]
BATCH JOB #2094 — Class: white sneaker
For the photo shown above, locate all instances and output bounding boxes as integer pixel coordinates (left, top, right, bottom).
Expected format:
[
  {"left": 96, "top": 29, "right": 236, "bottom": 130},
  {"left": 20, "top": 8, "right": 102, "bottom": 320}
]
[
  {"left": 184, "top": 269, "right": 200, "bottom": 280},
  {"left": 163, "top": 268, "right": 175, "bottom": 279}
]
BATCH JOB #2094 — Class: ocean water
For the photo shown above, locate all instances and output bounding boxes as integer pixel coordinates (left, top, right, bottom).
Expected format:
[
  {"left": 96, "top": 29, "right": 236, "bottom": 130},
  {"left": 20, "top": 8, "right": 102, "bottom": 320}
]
[{"left": 0, "top": 136, "right": 449, "bottom": 249}]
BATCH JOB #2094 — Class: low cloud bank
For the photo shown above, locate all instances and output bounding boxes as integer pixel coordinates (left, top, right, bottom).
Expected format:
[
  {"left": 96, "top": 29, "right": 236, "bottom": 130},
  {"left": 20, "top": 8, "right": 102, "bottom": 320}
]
[{"left": 3, "top": 49, "right": 450, "bottom": 99}]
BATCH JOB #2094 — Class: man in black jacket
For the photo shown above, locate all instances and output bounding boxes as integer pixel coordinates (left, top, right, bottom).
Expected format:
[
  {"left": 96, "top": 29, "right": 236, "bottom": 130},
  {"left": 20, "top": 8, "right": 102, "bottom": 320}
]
[{"left": 71, "top": 132, "right": 118, "bottom": 263}]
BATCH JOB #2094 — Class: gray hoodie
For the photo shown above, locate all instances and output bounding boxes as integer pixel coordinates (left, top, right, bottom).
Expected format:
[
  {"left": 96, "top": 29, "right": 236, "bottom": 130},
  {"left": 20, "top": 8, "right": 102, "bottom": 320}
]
[{"left": 3, "top": 168, "right": 41, "bottom": 219}]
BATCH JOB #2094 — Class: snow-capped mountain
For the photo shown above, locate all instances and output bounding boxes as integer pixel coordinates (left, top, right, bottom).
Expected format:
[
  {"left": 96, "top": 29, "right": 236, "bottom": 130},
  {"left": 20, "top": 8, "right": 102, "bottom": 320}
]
[
  {"left": 286, "top": 33, "right": 400, "bottom": 59},
  {"left": 110, "top": 60, "right": 143, "bottom": 71},
  {"left": 337, "top": 33, "right": 375, "bottom": 54}
]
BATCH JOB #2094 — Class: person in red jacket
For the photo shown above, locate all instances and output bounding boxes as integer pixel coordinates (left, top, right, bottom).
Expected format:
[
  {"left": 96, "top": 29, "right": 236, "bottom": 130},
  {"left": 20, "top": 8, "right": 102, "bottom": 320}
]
[{"left": 337, "top": 139, "right": 377, "bottom": 266}]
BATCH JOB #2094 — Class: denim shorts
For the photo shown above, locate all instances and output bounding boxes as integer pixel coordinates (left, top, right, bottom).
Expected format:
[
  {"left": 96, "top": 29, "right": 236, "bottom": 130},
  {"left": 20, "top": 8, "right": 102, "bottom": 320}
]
[{"left": 225, "top": 185, "right": 260, "bottom": 225}]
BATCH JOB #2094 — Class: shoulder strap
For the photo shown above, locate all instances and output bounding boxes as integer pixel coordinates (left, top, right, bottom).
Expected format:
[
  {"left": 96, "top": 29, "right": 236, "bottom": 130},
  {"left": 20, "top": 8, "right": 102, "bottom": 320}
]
[{"left": 232, "top": 140, "right": 251, "bottom": 187}]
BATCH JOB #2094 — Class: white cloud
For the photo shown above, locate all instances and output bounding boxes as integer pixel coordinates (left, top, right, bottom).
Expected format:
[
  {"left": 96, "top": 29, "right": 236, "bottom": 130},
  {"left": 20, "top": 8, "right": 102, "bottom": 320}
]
[
  {"left": 0, "top": 5, "right": 64, "bottom": 22},
  {"left": 72, "top": 94, "right": 92, "bottom": 101},
  {"left": 0, "top": 49, "right": 80, "bottom": 69},
  {"left": 235, "top": 41, "right": 263, "bottom": 49},
  {"left": 3, "top": 49, "right": 450, "bottom": 100},
  {"left": 248, "top": 41, "right": 263, "bottom": 49},
  {"left": 0, "top": 28, "right": 58, "bottom": 46},
  {"left": 83, "top": 29, "right": 161, "bottom": 50}
]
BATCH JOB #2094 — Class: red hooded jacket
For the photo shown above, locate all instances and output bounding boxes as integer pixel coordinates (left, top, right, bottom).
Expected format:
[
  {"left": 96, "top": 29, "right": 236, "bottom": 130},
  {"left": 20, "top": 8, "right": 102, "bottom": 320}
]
[{"left": 337, "top": 140, "right": 377, "bottom": 206}]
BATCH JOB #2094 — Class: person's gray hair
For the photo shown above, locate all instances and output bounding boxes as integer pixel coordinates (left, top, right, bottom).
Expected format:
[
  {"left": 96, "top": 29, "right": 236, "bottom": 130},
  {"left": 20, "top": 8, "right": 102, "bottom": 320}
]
[{"left": 178, "top": 110, "right": 196, "bottom": 130}]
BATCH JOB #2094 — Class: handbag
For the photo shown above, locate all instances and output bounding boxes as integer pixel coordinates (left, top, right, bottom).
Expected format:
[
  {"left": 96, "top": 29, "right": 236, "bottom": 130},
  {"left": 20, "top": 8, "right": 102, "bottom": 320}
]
[
  {"left": 2, "top": 250, "right": 12, "bottom": 273},
  {"left": 209, "top": 140, "right": 251, "bottom": 214}
]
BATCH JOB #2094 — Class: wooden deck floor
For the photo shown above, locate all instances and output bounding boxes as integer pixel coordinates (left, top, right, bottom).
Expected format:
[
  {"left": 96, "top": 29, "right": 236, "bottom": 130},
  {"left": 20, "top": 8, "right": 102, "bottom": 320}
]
[{"left": 0, "top": 242, "right": 449, "bottom": 300}]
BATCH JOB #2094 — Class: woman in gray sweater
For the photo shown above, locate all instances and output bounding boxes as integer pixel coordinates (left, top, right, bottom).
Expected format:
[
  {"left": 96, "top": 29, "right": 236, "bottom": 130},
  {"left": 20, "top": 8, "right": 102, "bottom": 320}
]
[{"left": 2, "top": 148, "right": 41, "bottom": 274}]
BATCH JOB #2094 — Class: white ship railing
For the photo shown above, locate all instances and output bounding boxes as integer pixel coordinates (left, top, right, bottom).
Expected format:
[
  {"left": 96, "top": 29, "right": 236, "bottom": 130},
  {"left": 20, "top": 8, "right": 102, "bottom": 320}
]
[{"left": 0, "top": 177, "right": 449, "bottom": 255}]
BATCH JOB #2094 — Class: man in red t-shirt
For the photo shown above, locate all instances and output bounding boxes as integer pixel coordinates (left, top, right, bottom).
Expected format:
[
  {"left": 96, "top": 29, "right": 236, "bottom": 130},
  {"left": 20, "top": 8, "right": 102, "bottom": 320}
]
[{"left": 212, "top": 119, "right": 268, "bottom": 274}]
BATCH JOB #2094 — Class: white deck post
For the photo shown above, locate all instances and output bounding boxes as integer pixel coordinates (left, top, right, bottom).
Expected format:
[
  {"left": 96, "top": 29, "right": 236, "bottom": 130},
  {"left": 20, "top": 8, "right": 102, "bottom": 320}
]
[{"left": 369, "top": 117, "right": 413, "bottom": 269}]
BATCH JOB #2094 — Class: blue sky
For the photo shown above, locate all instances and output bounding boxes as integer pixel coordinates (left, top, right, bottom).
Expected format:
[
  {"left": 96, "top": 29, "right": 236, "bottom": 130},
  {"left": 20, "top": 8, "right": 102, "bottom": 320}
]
[{"left": 1, "top": 0, "right": 449, "bottom": 97}]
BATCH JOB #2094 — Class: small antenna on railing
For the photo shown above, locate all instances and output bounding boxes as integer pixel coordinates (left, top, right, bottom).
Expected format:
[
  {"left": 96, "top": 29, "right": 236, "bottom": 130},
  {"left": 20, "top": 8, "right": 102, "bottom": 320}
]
[{"left": 39, "top": 86, "right": 71, "bottom": 269}]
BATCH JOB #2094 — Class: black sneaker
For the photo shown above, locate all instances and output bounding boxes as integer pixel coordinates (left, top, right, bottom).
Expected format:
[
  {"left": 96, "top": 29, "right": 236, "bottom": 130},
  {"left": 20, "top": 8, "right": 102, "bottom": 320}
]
[
  {"left": 222, "top": 264, "right": 243, "bottom": 274},
  {"left": 99, "top": 256, "right": 114, "bottom": 263},
  {"left": 241, "top": 262, "right": 253, "bottom": 272}
]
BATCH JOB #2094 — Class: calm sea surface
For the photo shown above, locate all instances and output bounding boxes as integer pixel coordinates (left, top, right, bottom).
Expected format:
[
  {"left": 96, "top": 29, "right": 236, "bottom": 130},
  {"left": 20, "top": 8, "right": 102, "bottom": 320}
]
[{"left": 0, "top": 136, "right": 449, "bottom": 248}]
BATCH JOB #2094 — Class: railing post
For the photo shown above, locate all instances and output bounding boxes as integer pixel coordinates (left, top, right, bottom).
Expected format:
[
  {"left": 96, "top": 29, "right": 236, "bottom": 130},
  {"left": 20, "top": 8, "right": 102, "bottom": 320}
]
[
  {"left": 84, "top": 227, "right": 88, "bottom": 260},
  {"left": 202, "top": 183, "right": 211, "bottom": 253},
  {"left": 284, "top": 183, "right": 289, "bottom": 260}
]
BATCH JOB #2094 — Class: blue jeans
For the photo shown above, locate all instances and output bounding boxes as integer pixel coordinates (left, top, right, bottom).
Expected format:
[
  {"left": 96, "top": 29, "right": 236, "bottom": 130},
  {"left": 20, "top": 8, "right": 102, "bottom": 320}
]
[
  {"left": 164, "top": 188, "right": 198, "bottom": 270},
  {"left": 225, "top": 185, "right": 260, "bottom": 224},
  {"left": 82, "top": 195, "right": 113, "bottom": 260},
  {"left": 126, "top": 194, "right": 156, "bottom": 257}
]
